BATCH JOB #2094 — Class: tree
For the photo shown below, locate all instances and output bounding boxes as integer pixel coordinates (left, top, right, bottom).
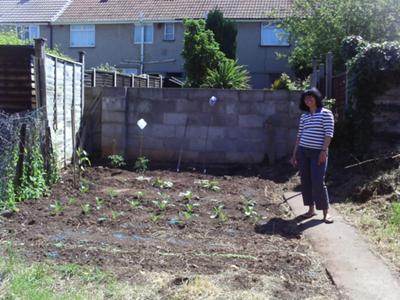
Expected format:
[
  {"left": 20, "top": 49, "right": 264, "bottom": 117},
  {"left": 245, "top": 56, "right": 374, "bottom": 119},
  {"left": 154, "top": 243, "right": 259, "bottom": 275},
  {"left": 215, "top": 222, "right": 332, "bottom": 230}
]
[
  {"left": 182, "top": 19, "right": 224, "bottom": 87},
  {"left": 281, "top": 0, "right": 400, "bottom": 77},
  {"left": 202, "top": 59, "right": 250, "bottom": 89},
  {"left": 206, "top": 9, "right": 237, "bottom": 59}
]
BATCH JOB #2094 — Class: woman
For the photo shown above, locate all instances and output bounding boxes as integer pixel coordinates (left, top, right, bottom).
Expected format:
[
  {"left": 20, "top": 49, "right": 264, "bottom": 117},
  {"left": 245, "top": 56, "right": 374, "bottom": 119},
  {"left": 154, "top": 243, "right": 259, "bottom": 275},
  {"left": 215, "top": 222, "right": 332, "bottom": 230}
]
[{"left": 290, "top": 87, "right": 334, "bottom": 223}]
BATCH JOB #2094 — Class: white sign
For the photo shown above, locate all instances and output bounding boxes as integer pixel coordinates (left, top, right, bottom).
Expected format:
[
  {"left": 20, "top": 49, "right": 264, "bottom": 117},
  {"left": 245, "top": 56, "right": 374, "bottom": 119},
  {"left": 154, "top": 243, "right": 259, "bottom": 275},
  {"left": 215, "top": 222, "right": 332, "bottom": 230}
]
[
  {"left": 209, "top": 96, "right": 217, "bottom": 106},
  {"left": 137, "top": 118, "right": 147, "bottom": 130}
]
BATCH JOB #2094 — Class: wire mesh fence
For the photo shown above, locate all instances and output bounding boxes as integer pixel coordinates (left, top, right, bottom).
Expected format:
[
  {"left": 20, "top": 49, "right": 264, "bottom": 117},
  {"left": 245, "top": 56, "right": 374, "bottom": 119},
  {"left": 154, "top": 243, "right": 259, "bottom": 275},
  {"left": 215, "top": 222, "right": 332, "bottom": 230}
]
[{"left": 0, "top": 107, "right": 58, "bottom": 209}]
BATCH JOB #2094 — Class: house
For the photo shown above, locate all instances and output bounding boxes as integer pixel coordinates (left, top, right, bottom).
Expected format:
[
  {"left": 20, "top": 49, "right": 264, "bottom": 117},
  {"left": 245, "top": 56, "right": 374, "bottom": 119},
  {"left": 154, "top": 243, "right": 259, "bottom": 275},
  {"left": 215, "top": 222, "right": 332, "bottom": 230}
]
[{"left": 0, "top": 0, "right": 294, "bottom": 89}]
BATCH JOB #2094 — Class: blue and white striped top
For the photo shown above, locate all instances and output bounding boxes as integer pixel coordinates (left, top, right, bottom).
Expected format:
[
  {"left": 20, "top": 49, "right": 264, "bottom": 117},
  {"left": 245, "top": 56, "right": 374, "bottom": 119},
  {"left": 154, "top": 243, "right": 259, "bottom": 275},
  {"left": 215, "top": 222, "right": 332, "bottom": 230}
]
[{"left": 297, "top": 108, "right": 334, "bottom": 150}]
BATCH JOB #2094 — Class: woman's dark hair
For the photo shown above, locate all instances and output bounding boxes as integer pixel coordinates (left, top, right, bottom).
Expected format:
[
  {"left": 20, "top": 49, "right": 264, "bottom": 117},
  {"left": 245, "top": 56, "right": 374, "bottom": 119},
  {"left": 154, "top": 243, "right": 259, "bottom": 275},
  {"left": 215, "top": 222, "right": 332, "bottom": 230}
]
[{"left": 299, "top": 87, "right": 323, "bottom": 111}]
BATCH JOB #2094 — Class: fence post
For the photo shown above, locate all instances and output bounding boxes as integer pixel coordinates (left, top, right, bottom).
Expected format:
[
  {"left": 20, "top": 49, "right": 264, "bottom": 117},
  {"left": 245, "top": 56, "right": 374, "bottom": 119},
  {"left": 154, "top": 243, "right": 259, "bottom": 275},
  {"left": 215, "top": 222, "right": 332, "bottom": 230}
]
[
  {"left": 114, "top": 71, "right": 117, "bottom": 87},
  {"left": 311, "top": 59, "right": 317, "bottom": 87},
  {"left": 159, "top": 74, "right": 163, "bottom": 88},
  {"left": 34, "top": 38, "right": 47, "bottom": 108},
  {"left": 92, "top": 68, "right": 96, "bottom": 87},
  {"left": 131, "top": 74, "right": 135, "bottom": 87},
  {"left": 325, "top": 51, "right": 333, "bottom": 99},
  {"left": 147, "top": 74, "right": 150, "bottom": 88},
  {"left": 79, "top": 51, "right": 86, "bottom": 119}
]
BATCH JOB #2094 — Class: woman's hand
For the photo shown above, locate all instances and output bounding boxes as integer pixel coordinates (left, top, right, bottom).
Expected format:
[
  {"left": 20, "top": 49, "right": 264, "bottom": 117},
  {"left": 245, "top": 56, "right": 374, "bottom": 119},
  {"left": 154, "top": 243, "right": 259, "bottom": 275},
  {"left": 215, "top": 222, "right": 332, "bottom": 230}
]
[
  {"left": 290, "top": 155, "right": 298, "bottom": 168},
  {"left": 318, "top": 150, "right": 327, "bottom": 165}
]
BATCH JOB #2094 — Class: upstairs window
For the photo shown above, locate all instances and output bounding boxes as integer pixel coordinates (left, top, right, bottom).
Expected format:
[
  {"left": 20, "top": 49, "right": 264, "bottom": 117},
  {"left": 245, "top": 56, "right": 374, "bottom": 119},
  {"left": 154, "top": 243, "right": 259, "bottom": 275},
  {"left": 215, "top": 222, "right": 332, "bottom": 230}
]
[
  {"left": 70, "top": 25, "right": 95, "bottom": 47},
  {"left": 134, "top": 24, "right": 154, "bottom": 44},
  {"left": 261, "top": 23, "right": 289, "bottom": 46},
  {"left": 164, "top": 23, "right": 175, "bottom": 41},
  {"left": 16, "top": 25, "right": 40, "bottom": 40}
]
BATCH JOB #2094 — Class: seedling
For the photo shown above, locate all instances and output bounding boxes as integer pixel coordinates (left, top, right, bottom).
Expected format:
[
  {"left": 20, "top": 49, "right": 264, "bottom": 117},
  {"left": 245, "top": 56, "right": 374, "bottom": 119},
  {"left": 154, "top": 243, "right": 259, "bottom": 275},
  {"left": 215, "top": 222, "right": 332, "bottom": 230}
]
[
  {"left": 185, "top": 203, "right": 199, "bottom": 214},
  {"left": 107, "top": 188, "right": 117, "bottom": 199},
  {"left": 111, "top": 211, "right": 123, "bottom": 221},
  {"left": 242, "top": 200, "right": 257, "bottom": 218},
  {"left": 81, "top": 203, "right": 91, "bottom": 214},
  {"left": 127, "top": 198, "right": 141, "bottom": 209},
  {"left": 153, "top": 178, "right": 174, "bottom": 189},
  {"left": 95, "top": 197, "right": 104, "bottom": 210},
  {"left": 108, "top": 154, "right": 126, "bottom": 168},
  {"left": 182, "top": 211, "right": 193, "bottom": 220},
  {"left": 76, "top": 148, "right": 91, "bottom": 172},
  {"left": 211, "top": 205, "right": 228, "bottom": 223},
  {"left": 50, "top": 200, "right": 64, "bottom": 215},
  {"left": 196, "top": 179, "right": 220, "bottom": 191},
  {"left": 135, "top": 191, "right": 145, "bottom": 200},
  {"left": 149, "top": 213, "right": 161, "bottom": 222},
  {"left": 152, "top": 194, "right": 171, "bottom": 211},
  {"left": 134, "top": 156, "right": 149, "bottom": 172},
  {"left": 79, "top": 179, "right": 90, "bottom": 193},
  {"left": 67, "top": 197, "right": 77, "bottom": 205},
  {"left": 179, "top": 190, "right": 194, "bottom": 200}
]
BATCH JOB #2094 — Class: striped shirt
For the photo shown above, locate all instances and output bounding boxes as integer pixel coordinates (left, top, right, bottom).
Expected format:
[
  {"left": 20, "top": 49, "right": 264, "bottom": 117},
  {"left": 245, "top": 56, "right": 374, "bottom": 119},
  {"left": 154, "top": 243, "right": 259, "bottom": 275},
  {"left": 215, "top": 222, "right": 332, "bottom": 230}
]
[{"left": 297, "top": 108, "right": 334, "bottom": 150}]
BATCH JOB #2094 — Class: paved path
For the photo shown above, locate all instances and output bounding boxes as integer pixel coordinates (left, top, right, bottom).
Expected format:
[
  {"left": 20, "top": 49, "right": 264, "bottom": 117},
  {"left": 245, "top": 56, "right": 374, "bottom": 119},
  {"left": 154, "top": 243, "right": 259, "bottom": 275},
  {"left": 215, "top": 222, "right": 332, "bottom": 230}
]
[{"left": 284, "top": 192, "right": 400, "bottom": 300}]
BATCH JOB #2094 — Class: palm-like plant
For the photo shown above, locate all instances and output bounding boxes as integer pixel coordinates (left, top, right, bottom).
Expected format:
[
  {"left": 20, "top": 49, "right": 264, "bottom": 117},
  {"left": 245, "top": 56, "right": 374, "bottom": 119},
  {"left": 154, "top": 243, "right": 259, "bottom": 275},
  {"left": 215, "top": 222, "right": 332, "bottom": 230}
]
[{"left": 202, "top": 59, "right": 250, "bottom": 89}]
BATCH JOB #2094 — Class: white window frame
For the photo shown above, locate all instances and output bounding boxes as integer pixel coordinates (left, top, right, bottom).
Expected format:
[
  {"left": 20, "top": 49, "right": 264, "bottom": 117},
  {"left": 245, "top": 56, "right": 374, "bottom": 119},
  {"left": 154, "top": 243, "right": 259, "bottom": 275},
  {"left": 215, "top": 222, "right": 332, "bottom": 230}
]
[
  {"left": 70, "top": 25, "right": 95, "bottom": 48},
  {"left": 16, "top": 25, "right": 40, "bottom": 40},
  {"left": 260, "top": 23, "right": 289, "bottom": 46},
  {"left": 134, "top": 23, "right": 154, "bottom": 44},
  {"left": 164, "top": 23, "right": 175, "bottom": 41}
]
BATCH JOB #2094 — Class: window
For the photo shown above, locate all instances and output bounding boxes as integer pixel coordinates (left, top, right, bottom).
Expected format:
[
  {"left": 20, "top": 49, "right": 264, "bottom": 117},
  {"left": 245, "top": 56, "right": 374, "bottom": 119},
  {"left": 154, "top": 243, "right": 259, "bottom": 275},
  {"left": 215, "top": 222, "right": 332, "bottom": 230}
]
[
  {"left": 164, "top": 23, "right": 175, "bottom": 41},
  {"left": 134, "top": 24, "right": 154, "bottom": 44},
  {"left": 261, "top": 23, "right": 289, "bottom": 46},
  {"left": 70, "top": 25, "right": 95, "bottom": 47},
  {"left": 16, "top": 25, "right": 40, "bottom": 40}
]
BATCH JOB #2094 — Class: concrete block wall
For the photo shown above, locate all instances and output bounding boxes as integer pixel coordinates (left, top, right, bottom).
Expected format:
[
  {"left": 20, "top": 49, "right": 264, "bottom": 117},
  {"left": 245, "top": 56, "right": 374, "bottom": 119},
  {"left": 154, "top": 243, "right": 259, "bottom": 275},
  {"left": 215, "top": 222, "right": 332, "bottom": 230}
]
[{"left": 91, "top": 87, "right": 302, "bottom": 165}]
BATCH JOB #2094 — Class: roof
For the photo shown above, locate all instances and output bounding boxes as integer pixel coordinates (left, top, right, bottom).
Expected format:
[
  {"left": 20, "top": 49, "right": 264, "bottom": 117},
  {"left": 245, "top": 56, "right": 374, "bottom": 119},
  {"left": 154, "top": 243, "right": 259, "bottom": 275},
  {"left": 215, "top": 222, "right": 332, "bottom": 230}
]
[
  {"left": 0, "top": 0, "right": 71, "bottom": 23},
  {"left": 55, "top": 0, "right": 293, "bottom": 24}
]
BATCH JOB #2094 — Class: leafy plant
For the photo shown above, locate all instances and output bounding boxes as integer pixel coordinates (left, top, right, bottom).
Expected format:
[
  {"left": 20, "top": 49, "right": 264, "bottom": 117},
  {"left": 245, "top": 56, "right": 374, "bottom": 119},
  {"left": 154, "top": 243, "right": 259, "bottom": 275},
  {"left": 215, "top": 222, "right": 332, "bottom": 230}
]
[
  {"left": 152, "top": 193, "right": 171, "bottom": 211},
  {"left": 153, "top": 178, "right": 174, "bottom": 189},
  {"left": 81, "top": 203, "right": 91, "bottom": 214},
  {"left": 243, "top": 200, "right": 257, "bottom": 218},
  {"left": 135, "top": 191, "right": 145, "bottom": 200},
  {"left": 127, "top": 198, "right": 141, "bottom": 209},
  {"left": 185, "top": 203, "right": 199, "bottom": 214},
  {"left": 196, "top": 179, "right": 220, "bottom": 191},
  {"left": 202, "top": 58, "right": 250, "bottom": 89},
  {"left": 179, "top": 190, "right": 194, "bottom": 200},
  {"left": 108, "top": 154, "right": 126, "bottom": 168},
  {"left": 76, "top": 148, "right": 91, "bottom": 173},
  {"left": 49, "top": 200, "right": 64, "bottom": 216},
  {"left": 95, "top": 197, "right": 104, "bottom": 210},
  {"left": 111, "top": 211, "right": 123, "bottom": 221},
  {"left": 79, "top": 179, "right": 90, "bottom": 193},
  {"left": 107, "top": 188, "right": 117, "bottom": 199},
  {"left": 149, "top": 213, "right": 161, "bottom": 222},
  {"left": 67, "top": 197, "right": 77, "bottom": 205},
  {"left": 182, "top": 211, "right": 194, "bottom": 220},
  {"left": 134, "top": 156, "right": 149, "bottom": 172},
  {"left": 211, "top": 204, "right": 228, "bottom": 223}
]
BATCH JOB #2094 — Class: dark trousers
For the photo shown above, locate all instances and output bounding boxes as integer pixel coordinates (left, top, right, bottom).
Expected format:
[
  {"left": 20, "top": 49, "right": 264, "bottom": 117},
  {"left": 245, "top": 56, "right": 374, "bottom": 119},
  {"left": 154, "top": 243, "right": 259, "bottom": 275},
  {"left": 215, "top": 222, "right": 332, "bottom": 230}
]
[{"left": 297, "top": 146, "right": 330, "bottom": 210}]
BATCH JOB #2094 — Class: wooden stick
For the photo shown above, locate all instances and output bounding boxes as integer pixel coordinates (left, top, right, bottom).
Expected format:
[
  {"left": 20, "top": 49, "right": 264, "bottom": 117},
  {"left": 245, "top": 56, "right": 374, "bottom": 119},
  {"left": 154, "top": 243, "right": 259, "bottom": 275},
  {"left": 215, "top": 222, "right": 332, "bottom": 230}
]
[{"left": 345, "top": 154, "right": 400, "bottom": 169}]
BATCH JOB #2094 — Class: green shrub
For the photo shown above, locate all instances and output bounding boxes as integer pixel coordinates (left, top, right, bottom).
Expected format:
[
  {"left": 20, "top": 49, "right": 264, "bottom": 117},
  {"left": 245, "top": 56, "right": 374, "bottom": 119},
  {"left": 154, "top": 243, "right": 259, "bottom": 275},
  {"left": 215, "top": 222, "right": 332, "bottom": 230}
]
[{"left": 108, "top": 154, "right": 126, "bottom": 168}]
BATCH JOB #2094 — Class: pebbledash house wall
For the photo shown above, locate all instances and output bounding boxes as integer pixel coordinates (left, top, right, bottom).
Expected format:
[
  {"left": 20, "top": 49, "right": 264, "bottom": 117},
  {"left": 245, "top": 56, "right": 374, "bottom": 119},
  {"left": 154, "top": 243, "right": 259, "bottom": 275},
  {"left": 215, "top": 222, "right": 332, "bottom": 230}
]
[{"left": 85, "top": 87, "right": 302, "bottom": 165}]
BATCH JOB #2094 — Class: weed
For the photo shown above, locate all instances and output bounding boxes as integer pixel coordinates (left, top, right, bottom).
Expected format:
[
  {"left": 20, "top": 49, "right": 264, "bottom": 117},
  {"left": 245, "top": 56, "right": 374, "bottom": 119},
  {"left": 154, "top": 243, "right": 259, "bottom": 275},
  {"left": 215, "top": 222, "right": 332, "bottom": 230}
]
[
  {"left": 111, "top": 211, "right": 123, "bottom": 221},
  {"left": 134, "top": 156, "right": 150, "bottom": 172},
  {"left": 49, "top": 200, "right": 64, "bottom": 215},
  {"left": 81, "top": 203, "right": 91, "bottom": 214},
  {"left": 95, "top": 197, "right": 104, "bottom": 210},
  {"left": 196, "top": 179, "right": 220, "bottom": 191},
  {"left": 127, "top": 198, "right": 141, "bottom": 209},
  {"left": 179, "top": 190, "right": 194, "bottom": 200},
  {"left": 211, "top": 205, "right": 228, "bottom": 223},
  {"left": 153, "top": 178, "right": 174, "bottom": 189},
  {"left": 67, "top": 196, "right": 77, "bottom": 205},
  {"left": 149, "top": 213, "right": 161, "bottom": 222},
  {"left": 108, "top": 154, "right": 126, "bottom": 168}
]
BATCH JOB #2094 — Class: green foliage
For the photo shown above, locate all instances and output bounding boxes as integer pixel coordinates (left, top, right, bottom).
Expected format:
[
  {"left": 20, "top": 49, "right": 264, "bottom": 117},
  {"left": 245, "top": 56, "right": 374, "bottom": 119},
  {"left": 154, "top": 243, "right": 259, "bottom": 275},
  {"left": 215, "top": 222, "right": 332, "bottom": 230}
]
[
  {"left": 182, "top": 19, "right": 225, "bottom": 87},
  {"left": 76, "top": 148, "right": 91, "bottom": 173},
  {"left": 179, "top": 190, "right": 194, "bottom": 201},
  {"left": 0, "top": 31, "right": 28, "bottom": 45},
  {"left": 389, "top": 202, "right": 400, "bottom": 229},
  {"left": 127, "top": 198, "right": 141, "bottom": 209},
  {"left": 152, "top": 192, "right": 171, "bottom": 211},
  {"left": 134, "top": 156, "right": 149, "bottom": 172},
  {"left": 95, "top": 197, "right": 104, "bottom": 210},
  {"left": 280, "top": 0, "right": 400, "bottom": 77},
  {"left": 206, "top": 9, "right": 237, "bottom": 59},
  {"left": 96, "top": 63, "right": 120, "bottom": 72},
  {"left": 345, "top": 38, "right": 400, "bottom": 156},
  {"left": 108, "top": 154, "right": 126, "bottom": 168},
  {"left": 211, "top": 204, "right": 228, "bottom": 223},
  {"left": 322, "top": 98, "right": 336, "bottom": 111},
  {"left": 149, "top": 213, "right": 161, "bottom": 222},
  {"left": 111, "top": 211, "right": 123, "bottom": 221},
  {"left": 196, "top": 179, "right": 220, "bottom": 191},
  {"left": 153, "top": 178, "right": 174, "bottom": 189},
  {"left": 67, "top": 196, "right": 77, "bottom": 205},
  {"left": 81, "top": 203, "right": 91, "bottom": 214},
  {"left": 271, "top": 73, "right": 310, "bottom": 91},
  {"left": 79, "top": 179, "right": 90, "bottom": 193},
  {"left": 202, "top": 58, "right": 250, "bottom": 89},
  {"left": 49, "top": 200, "right": 64, "bottom": 216}
]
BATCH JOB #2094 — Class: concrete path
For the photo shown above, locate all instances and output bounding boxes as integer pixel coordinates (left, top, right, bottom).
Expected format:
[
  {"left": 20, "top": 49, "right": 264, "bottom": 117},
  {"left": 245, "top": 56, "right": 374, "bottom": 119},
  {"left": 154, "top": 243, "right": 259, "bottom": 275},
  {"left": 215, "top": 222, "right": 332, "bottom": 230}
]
[{"left": 284, "top": 192, "right": 400, "bottom": 300}]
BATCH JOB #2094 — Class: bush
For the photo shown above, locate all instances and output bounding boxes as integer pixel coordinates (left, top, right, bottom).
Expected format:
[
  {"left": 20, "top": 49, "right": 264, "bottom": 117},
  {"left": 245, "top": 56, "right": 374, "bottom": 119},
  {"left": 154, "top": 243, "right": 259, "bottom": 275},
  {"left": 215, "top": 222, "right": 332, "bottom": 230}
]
[
  {"left": 108, "top": 155, "right": 126, "bottom": 168},
  {"left": 202, "top": 59, "right": 250, "bottom": 89}
]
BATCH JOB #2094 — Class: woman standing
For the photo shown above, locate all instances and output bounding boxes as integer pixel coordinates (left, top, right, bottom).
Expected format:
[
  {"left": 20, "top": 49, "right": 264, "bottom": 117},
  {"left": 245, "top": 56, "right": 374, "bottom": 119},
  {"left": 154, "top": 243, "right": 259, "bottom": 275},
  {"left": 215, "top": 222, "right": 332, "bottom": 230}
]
[{"left": 291, "top": 88, "right": 334, "bottom": 223}]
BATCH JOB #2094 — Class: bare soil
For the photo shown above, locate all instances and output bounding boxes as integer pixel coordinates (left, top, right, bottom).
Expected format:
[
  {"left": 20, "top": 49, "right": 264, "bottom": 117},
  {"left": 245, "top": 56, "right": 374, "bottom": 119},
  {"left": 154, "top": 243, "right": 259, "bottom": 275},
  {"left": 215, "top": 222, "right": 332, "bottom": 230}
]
[{"left": 0, "top": 165, "right": 339, "bottom": 299}]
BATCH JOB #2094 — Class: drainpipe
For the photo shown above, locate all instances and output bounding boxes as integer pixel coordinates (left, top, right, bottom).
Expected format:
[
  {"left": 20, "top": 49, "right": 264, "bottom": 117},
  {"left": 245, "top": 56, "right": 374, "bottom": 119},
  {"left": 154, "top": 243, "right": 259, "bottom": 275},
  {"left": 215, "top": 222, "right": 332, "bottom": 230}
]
[{"left": 49, "top": 23, "right": 54, "bottom": 49}]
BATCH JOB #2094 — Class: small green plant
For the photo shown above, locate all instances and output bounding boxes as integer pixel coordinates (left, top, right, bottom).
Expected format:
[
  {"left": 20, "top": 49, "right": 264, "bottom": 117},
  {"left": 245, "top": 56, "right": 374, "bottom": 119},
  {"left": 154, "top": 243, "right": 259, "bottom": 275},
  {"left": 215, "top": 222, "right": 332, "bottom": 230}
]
[
  {"left": 242, "top": 199, "right": 257, "bottom": 218},
  {"left": 95, "top": 197, "right": 104, "bottom": 210},
  {"left": 79, "top": 179, "right": 90, "bottom": 193},
  {"left": 185, "top": 203, "right": 198, "bottom": 214},
  {"left": 179, "top": 190, "right": 194, "bottom": 200},
  {"left": 153, "top": 193, "right": 171, "bottom": 211},
  {"left": 149, "top": 213, "right": 161, "bottom": 222},
  {"left": 182, "top": 211, "right": 194, "bottom": 220},
  {"left": 135, "top": 191, "right": 145, "bottom": 200},
  {"left": 111, "top": 211, "right": 123, "bottom": 221},
  {"left": 153, "top": 178, "right": 174, "bottom": 189},
  {"left": 76, "top": 148, "right": 91, "bottom": 173},
  {"left": 81, "top": 203, "right": 91, "bottom": 214},
  {"left": 211, "top": 204, "right": 228, "bottom": 223},
  {"left": 49, "top": 200, "right": 64, "bottom": 215},
  {"left": 67, "top": 197, "right": 78, "bottom": 205},
  {"left": 108, "top": 154, "right": 126, "bottom": 168},
  {"left": 196, "top": 179, "right": 220, "bottom": 191},
  {"left": 389, "top": 202, "right": 400, "bottom": 229},
  {"left": 127, "top": 198, "right": 141, "bottom": 209},
  {"left": 134, "top": 156, "right": 149, "bottom": 172}
]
